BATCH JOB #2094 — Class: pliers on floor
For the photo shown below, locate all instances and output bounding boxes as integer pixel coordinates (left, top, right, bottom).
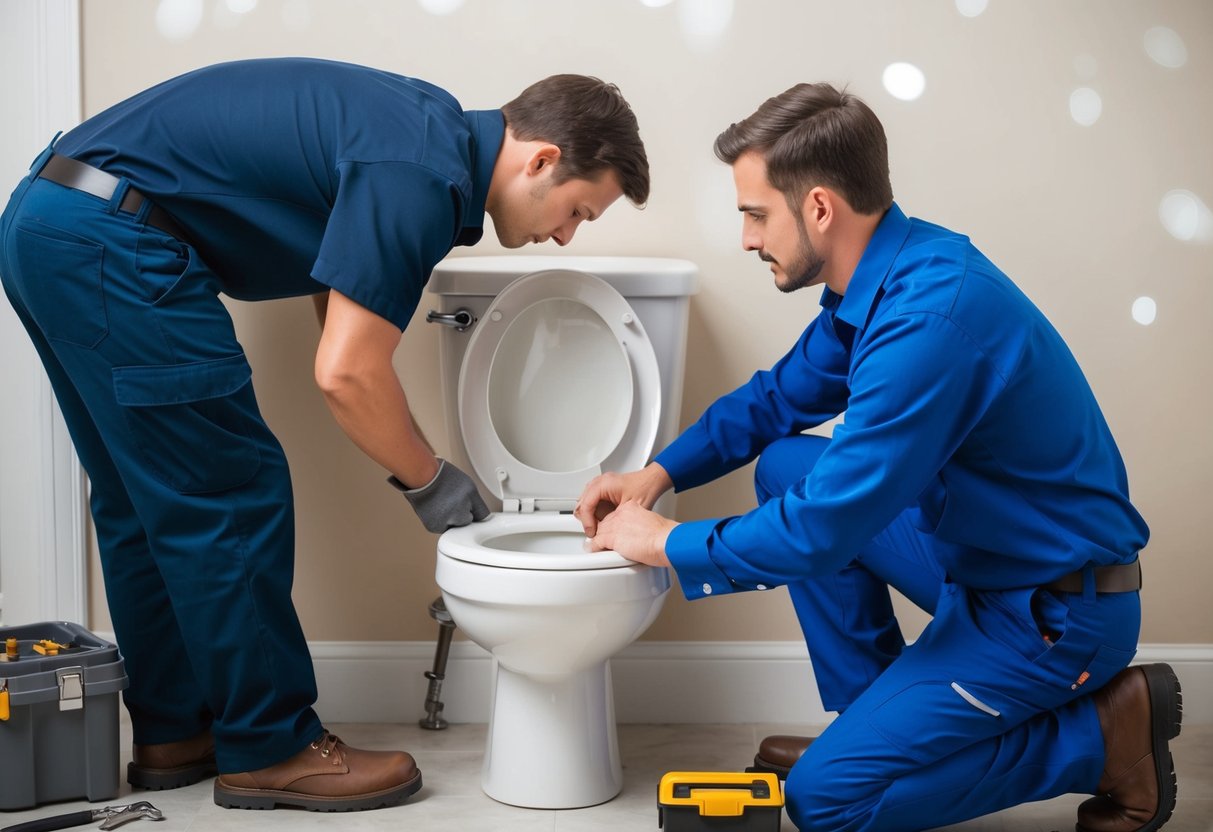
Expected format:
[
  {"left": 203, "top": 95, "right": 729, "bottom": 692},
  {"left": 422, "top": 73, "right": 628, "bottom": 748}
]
[{"left": 0, "top": 801, "right": 163, "bottom": 832}]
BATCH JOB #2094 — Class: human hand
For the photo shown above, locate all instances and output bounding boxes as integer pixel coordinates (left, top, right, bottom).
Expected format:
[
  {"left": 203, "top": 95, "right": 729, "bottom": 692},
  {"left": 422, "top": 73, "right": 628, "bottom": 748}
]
[
  {"left": 588, "top": 501, "right": 676, "bottom": 567},
  {"left": 575, "top": 463, "right": 673, "bottom": 537},
  {"left": 389, "top": 459, "right": 490, "bottom": 533}
]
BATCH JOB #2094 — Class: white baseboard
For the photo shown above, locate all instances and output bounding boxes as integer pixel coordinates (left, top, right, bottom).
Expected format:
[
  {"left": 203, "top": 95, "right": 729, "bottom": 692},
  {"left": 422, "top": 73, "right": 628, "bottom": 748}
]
[{"left": 309, "top": 640, "right": 1213, "bottom": 726}]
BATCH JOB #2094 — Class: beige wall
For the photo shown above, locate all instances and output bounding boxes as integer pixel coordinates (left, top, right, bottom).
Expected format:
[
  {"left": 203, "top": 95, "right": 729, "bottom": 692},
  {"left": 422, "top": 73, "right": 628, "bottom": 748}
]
[{"left": 81, "top": 0, "right": 1212, "bottom": 646}]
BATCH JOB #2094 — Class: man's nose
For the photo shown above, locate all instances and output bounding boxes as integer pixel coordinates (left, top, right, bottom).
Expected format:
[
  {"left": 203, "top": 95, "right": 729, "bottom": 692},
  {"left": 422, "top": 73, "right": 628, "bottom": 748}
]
[
  {"left": 740, "top": 217, "right": 761, "bottom": 251},
  {"left": 553, "top": 218, "right": 582, "bottom": 247}
]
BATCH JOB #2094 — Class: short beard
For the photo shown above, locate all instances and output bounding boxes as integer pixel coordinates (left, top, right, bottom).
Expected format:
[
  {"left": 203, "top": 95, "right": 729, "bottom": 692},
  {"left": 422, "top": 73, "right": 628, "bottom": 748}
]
[{"left": 767, "top": 218, "right": 825, "bottom": 293}]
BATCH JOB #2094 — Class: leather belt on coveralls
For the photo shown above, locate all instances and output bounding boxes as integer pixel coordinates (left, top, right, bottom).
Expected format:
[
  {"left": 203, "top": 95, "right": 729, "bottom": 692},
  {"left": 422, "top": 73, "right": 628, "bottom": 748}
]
[
  {"left": 35, "top": 153, "right": 188, "bottom": 242},
  {"left": 1042, "top": 559, "right": 1141, "bottom": 594}
]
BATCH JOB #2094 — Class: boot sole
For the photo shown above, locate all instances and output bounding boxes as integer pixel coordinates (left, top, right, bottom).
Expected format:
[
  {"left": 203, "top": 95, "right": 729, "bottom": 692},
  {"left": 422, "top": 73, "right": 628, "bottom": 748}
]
[
  {"left": 213, "top": 769, "right": 422, "bottom": 812},
  {"left": 1076, "top": 663, "right": 1182, "bottom": 832},
  {"left": 128, "top": 759, "right": 218, "bottom": 790},
  {"left": 1140, "top": 663, "right": 1182, "bottom": 832}
]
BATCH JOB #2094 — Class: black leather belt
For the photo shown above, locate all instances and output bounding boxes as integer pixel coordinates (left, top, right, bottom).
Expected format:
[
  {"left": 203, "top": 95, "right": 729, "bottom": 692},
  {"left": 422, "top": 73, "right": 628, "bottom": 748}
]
[
  {"left": 1043, "top": 560, "right": 1141, "bottom": 594},
  {"left": 36, "top": 154, "right": 187, "bottom": 241}
]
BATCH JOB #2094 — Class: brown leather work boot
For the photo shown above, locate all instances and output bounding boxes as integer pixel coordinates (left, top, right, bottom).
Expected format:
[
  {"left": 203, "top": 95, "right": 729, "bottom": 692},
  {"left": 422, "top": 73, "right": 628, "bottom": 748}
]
[
  {"left": 1077, "top": 664, "right": 1182, "bottom": 832},
  {"left": 128, "top": 729, "right": 217, "bottom": 790},
  {"left": 748, "top": 734, "right": 817, "bottom": 779},
  {"left": 213, "top": 730, "right": 422, "bottom": 811}
]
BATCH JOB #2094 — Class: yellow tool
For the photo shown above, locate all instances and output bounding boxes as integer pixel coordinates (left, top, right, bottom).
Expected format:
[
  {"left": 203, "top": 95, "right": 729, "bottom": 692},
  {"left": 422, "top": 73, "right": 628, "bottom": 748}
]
[
  {"left": 1, "top": 638, "right": 18, "bottom": 662},
  {"left": 0, "top": 681, "right": 8, "bottom": 721},
  {"left": 658, "top": 771, "right": 783, "bottom": 831},
  {"left": 32, "top": 639, "right": 71, "bottom": 657}
]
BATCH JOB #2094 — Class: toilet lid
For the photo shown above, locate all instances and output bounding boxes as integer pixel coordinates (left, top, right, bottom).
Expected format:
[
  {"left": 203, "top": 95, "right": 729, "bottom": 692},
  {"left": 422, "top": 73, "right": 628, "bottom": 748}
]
[{"left": 458, "top": 269, "right": 661, "bottom": 504}]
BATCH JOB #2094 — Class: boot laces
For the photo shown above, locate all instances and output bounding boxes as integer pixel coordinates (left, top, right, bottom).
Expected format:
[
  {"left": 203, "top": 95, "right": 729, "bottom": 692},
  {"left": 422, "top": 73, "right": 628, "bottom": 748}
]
[{"left": 310, "top": 731, "right": 343, "bottom": 762}]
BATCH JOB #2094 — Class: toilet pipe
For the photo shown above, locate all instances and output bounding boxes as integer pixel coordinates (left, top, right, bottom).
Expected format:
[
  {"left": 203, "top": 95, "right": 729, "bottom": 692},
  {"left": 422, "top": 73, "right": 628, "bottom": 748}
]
[{"left": 419, "top": 596, "right": 456, "bottom": 730}]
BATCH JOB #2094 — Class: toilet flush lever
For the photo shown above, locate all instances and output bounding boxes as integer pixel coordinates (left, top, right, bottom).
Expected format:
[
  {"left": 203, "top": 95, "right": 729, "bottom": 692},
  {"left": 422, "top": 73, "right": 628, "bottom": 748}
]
[{"left": 426, "top": 308, "right": 477, "bottom": 332}]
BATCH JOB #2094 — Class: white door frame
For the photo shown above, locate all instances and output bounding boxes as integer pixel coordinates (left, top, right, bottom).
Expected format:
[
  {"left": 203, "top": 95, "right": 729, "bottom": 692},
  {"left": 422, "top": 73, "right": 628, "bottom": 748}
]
[{"left": 0, "top": 0, "right": 88, "bottom": 626}]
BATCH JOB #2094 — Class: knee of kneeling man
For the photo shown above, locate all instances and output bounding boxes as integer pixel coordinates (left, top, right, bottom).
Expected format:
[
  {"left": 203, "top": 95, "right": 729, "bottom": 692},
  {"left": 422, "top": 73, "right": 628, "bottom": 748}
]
[
  {"left": 785, "top": 759, "right": 867, "bottom": 829},
  {"left": 753, "top": 435, "right": 829, "bottom": 501}
]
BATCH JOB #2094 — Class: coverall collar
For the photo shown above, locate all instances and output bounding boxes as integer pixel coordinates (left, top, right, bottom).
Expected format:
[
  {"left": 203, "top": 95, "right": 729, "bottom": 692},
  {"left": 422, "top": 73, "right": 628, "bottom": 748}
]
[
  {"left": 825, "top": 201, "right": 912, "bottom": 331},
  {"left": 457, "top": 109, "right": 506, "bottom": 246}
]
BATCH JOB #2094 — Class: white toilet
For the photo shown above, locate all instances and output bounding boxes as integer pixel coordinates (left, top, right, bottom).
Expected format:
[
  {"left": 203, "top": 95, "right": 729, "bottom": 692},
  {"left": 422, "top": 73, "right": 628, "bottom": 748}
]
[{"left": 426, "top": 255, "right": 698, "bottom": 809}]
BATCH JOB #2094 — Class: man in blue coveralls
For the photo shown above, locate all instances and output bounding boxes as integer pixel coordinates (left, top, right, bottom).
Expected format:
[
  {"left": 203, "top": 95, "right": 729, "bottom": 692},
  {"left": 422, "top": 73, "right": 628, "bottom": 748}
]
[
  {"left": 0, "top": 58, "right": 648, "bottom": 812},
  {"left": 576, "top": 83, "right": 1181, "bottom": 832}
]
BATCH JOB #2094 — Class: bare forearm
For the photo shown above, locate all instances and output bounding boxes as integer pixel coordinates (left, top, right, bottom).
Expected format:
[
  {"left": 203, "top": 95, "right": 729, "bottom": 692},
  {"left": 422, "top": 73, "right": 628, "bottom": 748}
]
[
  {"left": 313, "top": 288, "right": 438, "bottom": 487},
  {"left": 319, "top": 366, "right": 438, "bottom": 488}
]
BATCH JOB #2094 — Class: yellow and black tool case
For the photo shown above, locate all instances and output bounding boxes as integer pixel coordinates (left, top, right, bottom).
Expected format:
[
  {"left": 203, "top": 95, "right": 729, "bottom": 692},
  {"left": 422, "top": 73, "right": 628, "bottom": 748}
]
[
  {"left": 0, "top": 622, "right": 128, "bottom": 810},
  {"left": 658, "top": 771, "right": 783, "bottom": 831}
]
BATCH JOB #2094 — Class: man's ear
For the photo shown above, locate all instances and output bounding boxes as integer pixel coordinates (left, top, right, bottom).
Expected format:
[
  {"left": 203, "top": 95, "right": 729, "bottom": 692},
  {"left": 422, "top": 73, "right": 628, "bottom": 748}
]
[
  {"left": 802, "top": 186, "right": 834, "bottom": 232},
  {"left": 526, "top": 143, "right": 562, "bottom": 177}
]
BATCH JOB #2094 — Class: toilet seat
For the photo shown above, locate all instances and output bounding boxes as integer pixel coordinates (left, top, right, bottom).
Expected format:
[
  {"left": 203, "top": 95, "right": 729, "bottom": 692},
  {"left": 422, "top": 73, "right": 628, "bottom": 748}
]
[
  {"left": 457, "top": 269, "right": 661, "bottom": 511},
  {"left": 439, "top": 513, "right": 635, "bottom": 571}
]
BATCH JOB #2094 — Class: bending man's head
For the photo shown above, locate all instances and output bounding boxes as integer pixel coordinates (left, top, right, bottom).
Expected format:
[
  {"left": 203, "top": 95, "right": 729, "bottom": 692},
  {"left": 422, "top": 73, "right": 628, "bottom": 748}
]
[
  {"left": 503, "top": 74, "right": 649, "bottom": 207},
  {"left": 488, "top": 74, "right": 649, "bottom": 249}
]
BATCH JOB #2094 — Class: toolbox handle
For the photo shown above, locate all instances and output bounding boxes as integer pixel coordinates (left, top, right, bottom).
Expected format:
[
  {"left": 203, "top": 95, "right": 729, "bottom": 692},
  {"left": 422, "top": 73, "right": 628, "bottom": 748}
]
[{"left": 672, "top": 779, "right": 772, "bottom": 799}]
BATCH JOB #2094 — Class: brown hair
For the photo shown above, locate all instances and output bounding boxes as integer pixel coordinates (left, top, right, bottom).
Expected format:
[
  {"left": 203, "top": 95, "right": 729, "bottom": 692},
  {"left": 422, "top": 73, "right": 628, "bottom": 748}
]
[
  {"left": 714, "top": 83, "right": 892, "bottom": 215},
  {"left": 502, "top": 74, "right": 650, "bottom": 207}
]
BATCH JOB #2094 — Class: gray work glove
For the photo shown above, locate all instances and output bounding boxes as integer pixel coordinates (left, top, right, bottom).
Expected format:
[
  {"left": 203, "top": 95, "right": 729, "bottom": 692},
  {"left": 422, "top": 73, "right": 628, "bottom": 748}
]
[{"left": 388, "top": 459, "right": 490, "bottom": 533}]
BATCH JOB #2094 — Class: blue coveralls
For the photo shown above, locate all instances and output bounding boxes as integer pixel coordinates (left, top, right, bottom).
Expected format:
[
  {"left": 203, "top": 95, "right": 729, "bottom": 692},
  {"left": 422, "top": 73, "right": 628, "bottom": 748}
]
[
  {"left": 0, "top": 58, "right": 504, "bottom": 773},
  {"left": 655, "top": 204, "right": 1149, "bottom": 831}
]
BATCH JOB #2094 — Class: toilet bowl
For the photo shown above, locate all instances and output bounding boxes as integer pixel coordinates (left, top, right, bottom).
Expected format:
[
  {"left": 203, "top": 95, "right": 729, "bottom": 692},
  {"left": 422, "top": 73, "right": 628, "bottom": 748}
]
[
  {"left": 437, "top": 513, "right": 669, "bottom": 807},
  {"left": 427, "top": 256, "right": 697, "bottom": 809}
]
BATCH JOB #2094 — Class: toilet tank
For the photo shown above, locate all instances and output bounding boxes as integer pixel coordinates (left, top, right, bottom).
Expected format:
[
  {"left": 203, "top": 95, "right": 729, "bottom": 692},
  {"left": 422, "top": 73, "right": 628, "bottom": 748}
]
[{"left": 426, "top": 255, "right": 699, "bottom": 508}]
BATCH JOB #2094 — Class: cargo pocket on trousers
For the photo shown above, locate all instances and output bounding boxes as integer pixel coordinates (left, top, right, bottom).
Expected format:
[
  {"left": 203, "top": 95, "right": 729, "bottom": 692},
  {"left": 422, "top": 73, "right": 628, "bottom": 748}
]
[
  {"left": 867, "top": 679, "right": 1013, "bottom": 765},
  {"left": 113, "top": 353, "right": 262, "bottom": 494},
  {"left": 13, "top": 224, "right": 108, "bottom": 348}
]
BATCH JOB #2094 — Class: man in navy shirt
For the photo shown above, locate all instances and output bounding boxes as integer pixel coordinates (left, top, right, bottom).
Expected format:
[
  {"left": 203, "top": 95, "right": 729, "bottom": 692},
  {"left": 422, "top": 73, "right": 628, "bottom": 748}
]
[
  {"left": 0, "top": 58, "right": 648, "bottom": 812},
  {"left": 577, "top": 83, "right": 1179, "bottom": 832}
]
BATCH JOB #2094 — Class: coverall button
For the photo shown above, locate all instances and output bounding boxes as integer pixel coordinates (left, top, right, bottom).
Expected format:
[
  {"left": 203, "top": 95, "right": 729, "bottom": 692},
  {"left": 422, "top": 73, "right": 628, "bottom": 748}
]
[
  {"left": 757, "top": 584, "right": 768, "bottom": 590},
  {"left": 702, "top": 583, "right": 713, "bottom": 595}
]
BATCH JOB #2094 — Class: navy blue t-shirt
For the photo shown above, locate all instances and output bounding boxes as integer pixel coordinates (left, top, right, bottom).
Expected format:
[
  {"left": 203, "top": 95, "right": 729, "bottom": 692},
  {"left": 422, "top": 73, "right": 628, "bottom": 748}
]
[{"left": 55, "top": 58, "right": 504, "bottom": 331}]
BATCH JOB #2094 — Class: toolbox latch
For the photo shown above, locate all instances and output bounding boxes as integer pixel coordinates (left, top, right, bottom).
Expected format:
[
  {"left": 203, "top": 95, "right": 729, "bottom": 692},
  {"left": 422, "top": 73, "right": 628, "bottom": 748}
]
[{"left": 57, "top": 666, "right": 84, "bottom": 711}]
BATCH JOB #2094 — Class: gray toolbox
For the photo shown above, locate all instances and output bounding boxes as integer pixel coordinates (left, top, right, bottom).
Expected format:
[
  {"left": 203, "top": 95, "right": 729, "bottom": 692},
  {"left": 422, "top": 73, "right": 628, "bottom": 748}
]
[{"left": 0, "top": 622, "right": 128, "bottom": 810}]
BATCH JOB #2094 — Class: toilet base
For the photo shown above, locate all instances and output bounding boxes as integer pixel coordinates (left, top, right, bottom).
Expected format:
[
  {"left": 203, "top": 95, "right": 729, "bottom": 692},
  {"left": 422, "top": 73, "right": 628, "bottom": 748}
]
[{"left": 481, "top": 658, "right": 623, "bottom": 809}]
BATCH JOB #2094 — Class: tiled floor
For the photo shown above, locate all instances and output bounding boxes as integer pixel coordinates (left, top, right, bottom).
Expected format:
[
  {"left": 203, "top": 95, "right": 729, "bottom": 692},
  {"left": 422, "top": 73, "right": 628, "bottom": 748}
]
[{"left": 3, "top": 720, "right": 1209, "bottom": 831}]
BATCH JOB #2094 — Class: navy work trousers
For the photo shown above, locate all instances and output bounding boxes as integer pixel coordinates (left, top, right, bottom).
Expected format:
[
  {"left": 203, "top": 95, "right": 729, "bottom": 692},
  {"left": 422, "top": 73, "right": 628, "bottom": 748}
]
[
  {"left": 0, "top": 146, "right": 323, "bottom": 773},
  {"left": 754, "top": 434, "right": 1141, "bottom": 831}
]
